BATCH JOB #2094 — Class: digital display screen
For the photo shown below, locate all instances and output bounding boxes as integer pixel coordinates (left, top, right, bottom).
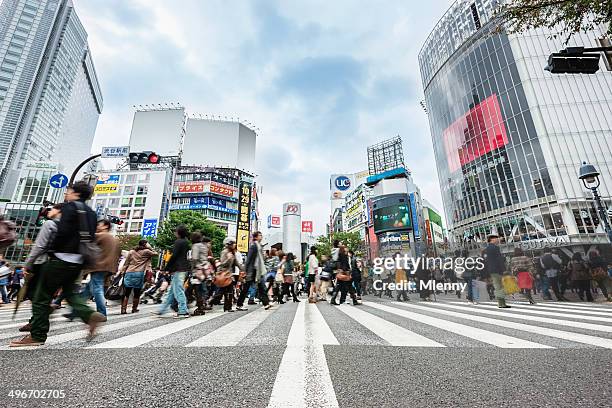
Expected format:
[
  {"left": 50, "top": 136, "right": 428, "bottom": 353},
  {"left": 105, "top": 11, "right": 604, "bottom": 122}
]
[
  {"left": 373, "top": 204, "right": 411, "bottom": 233},
  {"left": 442, "top": 93, "right": 509, "bottom": 172}
]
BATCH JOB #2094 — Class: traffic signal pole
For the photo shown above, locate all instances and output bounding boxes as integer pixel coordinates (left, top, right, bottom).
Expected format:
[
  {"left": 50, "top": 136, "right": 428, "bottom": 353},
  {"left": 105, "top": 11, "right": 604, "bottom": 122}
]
[{"left": 69, "top": 154, "right": 101, "bottom": 185}]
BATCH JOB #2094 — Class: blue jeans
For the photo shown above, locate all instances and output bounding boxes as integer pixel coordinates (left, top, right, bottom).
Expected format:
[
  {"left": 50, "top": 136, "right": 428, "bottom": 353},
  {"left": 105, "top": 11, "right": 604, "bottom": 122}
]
[
  {"left": 541, "top": 276, "right": 551, "bottom": 298},
  {"left": 81, "top": 272, "right": 107, "bottom": 316},
  {"left": 159, "top": 272, "right": 188, "bottom": 315},
  {"left": 0, "top": 285, "right": 9, "bottom": 303}
]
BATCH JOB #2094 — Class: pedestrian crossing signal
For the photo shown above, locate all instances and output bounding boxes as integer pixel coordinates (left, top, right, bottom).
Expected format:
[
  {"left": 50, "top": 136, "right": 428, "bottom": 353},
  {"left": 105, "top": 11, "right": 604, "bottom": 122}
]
[{"left": 129, "top": 151, "right": 161, "bottom": 164}]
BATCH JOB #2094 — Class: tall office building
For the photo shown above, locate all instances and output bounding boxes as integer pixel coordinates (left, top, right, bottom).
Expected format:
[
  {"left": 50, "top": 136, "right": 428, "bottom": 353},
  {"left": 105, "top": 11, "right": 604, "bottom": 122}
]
[
  {"left": 0, "top": 0, "right": 103, "bottom": 200},
  {"left": 419, "top": 0, "right": 612, "bottom": 253}
]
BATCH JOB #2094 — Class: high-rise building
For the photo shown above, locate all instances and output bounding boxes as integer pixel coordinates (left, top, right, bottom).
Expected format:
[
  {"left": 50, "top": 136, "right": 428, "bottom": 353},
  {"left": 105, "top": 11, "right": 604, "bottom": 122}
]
[
  {"left": 419, "top": 0, "right": 612, "bottom": 254},
  {"left": 0, "top": 0, "right": 103, "bottom": 199}
]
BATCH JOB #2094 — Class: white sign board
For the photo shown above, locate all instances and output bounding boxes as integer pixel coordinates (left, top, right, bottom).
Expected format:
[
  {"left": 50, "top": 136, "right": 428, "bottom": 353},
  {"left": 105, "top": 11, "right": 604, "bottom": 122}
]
[{"left": 101, "top": 146, "right": 130, "bottom": 158}]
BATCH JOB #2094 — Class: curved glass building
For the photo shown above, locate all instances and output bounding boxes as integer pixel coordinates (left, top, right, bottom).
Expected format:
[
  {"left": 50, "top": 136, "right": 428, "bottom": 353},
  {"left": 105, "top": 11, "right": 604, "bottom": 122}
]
[{"left": 419, "top": 0, "right": 612, "bottom": 253}]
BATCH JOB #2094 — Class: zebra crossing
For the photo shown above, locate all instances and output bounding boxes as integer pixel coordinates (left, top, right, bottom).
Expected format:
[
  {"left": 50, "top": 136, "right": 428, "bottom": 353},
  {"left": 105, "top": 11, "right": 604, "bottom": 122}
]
[{"left": 0, "top": 298, "right": 611, "bottom": 351}]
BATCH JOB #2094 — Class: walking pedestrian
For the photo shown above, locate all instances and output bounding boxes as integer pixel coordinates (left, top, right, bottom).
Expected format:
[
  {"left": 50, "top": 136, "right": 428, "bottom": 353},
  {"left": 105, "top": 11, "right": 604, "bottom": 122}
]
[
  {"left": 349, "top": 251, "right": 363, "bottom": 300},
  {"left": 510, "top": 247, "right": 536, "bottom": 304},
  {"left": 540, "top": 249, "right": 567, "bottom": 301},
  {"left": 208, "top": 237, "right": 241, "bottom": 312},
  {"left": 155, "top": 226, "right": 190, "bottom": 318},
  {"left": 190, "top": 232, "right": 213, "bottom": 315},
  {"left": 265, "top": 248, "right": 282, "bottom": 304},
  {"left": 330, "top": 244, "right": 360, "bottom": 306},
  {"left": 569, "top": 252, "right": 593, "bottom": 302},
  {"left": 483, "top": 233, "right": 510, "bottom": 308},
  {"left": 66, "top": 219, "right": 120, "bottom": 320},
  {"left": 121, "top": 239, "right": 156, "bottom": 314},
  {"left": 318, "top": 255, "right": 332, "bottom": 301},
  {"left": 10, "top": 181, "right": 105, "bottom": 347},
  {"left": 588, "top": 249, "right": 611, "bottom": 302},
  {"left": 281, "top": 252, "right": 299, "bottom": 302},
  {"left": 307, "top": 246, "right": 319, "bottom": 302},
  {"left": 236, "top": 231, "right": 271, "bottom": 311}
]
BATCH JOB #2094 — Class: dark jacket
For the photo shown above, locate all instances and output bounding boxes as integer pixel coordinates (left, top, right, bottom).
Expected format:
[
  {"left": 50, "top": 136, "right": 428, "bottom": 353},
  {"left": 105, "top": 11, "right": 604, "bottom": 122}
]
[
  {"left": 244, "top": 242, "right": 258, "bottom": 281},
  {"left": 337, "top": 251, "right": 350, "bottom": 272},
  {"left": 483, "top": 243, "right": 505, "bottom": 277},
  {"left": 165, "top": 238, "right": 190, "bottom": 272},
  {"left": 50, "top": 200, "right": 96, "bottom": 254},
  {"left": 350, "top": 258, "right": 361, "bottom": 281}
]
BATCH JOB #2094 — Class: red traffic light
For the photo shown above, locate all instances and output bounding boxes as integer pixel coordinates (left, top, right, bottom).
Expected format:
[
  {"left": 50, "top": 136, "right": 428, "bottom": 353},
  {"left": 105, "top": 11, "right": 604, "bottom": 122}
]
[{"left": 148, "top": 152, "right": 160, "bottom": 164}]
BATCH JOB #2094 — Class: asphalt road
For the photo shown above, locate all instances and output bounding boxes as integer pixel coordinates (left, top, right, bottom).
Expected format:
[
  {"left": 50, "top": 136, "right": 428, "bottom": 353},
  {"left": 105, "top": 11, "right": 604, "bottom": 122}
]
[{"left": 0, "top": 294, "right": 610, "bottom": 408}]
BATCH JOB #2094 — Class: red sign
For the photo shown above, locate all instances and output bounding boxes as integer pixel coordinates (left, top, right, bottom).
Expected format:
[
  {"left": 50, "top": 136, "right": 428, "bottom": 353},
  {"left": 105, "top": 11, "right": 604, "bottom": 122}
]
[
  {"left": 301, "top": 221, "right": 313, "bottom": 233},
  {"left": 271, "top": 216, "right": 280, "bottom": 226},
  {"left": 177, "top": 182, "right": 205, "bottom": 193},
  {"left": 443, "top": 93, "right": 509, "bottom": 172},
  {"left": 210, "top": 182, "right": 236, "bottom": 198}
]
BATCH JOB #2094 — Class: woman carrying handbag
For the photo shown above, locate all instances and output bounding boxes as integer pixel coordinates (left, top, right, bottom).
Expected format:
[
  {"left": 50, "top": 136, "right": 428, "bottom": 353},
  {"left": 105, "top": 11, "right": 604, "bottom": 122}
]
[
  {"left": 509, "top": 247, "right": 536, "bottom": 304},
  {"left": 207, "top": 237, "right": 241, "bottom": 312},
  {"left": 281, "top": 253, "right": 299, "bottom": 302}
]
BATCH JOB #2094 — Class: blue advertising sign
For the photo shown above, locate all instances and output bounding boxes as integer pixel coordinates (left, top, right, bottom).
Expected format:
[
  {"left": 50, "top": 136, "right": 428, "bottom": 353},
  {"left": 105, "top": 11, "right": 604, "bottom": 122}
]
[
  {"left": 409, "top": 192, "right": 420, "bottom": 239},
  {"left": 169, "top": 196, "right": 238, "bottom": 214},
  {"left": 49, "top": 173, "right": 68, "bottom": 189},
  {"left": 142, "top": 219, "right": 158, "bottom": 238}
]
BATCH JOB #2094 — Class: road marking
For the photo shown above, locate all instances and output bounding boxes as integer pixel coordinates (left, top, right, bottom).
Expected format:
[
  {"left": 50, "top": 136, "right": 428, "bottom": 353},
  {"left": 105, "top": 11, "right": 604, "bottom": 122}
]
[
  {"left": 450, "top": 302, "right": 612, "bottom": 323},
  {"left": 500, "top": 301, "right": 612, "bottom": 311},
  {"left": 1, "top": 316, "right": 157, "bottom": 350},
  {"left": 367, "top": 302, "right": 552, "bottom": 349},
  {"left": 435, "top": 302, "right": 612, "bottom": 332},
  {"left": 337, "top": 305, "right": 444, "bottom": 347},
  {"left": 87, "top": 312, "right": 225, "bottom": 349},
  {"left": 391, "top": 301, "right": 612, "bottom": 349},
  {"left": 268, "top": 302, "right": 339, "bottom": 408},
  {"left": 186, "top": 307, "right": 273, "bottom": 347},
  {"left": 487, "top": 302, "right": 612, "bottom": 317}
]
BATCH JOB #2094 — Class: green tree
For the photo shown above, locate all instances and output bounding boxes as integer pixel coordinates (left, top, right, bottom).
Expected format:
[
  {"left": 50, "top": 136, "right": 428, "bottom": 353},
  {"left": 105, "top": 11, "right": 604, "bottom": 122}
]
[
  {"left": 314, "top": 235, "right": 332, "bottom": 258},
  {"left": 315, "top": 231, "right": 364, "bottom": 258},
  {"left": 496, "top": 0, "right": 612, "bottom": 42},
  {"left": 152, "top": 211, "right": 226, "bottom": 256},
  {"left": 115, "top": 234, "right": 143, "bottom": 252}
]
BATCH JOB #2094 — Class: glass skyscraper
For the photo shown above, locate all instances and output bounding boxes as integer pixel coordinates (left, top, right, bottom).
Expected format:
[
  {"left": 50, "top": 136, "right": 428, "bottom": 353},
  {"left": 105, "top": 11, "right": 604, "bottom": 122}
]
[
  {"left": 419, "top": 0, "right": 612, "bottom": 253},
  {"left": 0, "top": 0, "right": 102, "bottom": 200}
]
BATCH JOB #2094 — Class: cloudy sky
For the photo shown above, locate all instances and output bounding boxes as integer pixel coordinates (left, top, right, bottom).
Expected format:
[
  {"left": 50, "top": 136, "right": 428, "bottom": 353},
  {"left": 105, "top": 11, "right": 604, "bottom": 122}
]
[{"left": 78, "top": 0, "right": 453, "bottom": 235}]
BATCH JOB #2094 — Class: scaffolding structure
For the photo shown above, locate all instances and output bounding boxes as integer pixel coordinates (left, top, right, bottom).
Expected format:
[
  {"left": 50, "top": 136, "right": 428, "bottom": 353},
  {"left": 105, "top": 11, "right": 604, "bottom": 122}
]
[{"left": 367, "top": 136, "right": 406, "bottom": 175}]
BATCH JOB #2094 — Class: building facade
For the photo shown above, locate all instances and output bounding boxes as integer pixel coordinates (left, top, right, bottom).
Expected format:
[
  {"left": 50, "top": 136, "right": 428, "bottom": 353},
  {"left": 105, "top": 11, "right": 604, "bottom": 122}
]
[
  {"left": 0, "top": 0, "right": 102, "bottom": 199},
  {"left": 419, "top": 0, "right": 612, "bottom": 253}
]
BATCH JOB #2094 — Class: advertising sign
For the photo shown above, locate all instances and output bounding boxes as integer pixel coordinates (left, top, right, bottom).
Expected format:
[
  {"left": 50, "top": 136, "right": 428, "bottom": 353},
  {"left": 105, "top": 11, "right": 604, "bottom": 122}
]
[
  {"left": 209, "top": 182, "right": 236, "bottom": 198},
  {"left": 176, "top": 182, "right": 205, "bottom": 193},
  {"left": 142, "top": 219, "right": 158, "bottom": 238},
  {"left": 169, "top": 196, "right": 238, "bottom": 214},
  {"left": 94, "top": 174, "right": 119, "bottom": 195},
  {"left": 283, "top": 202, "right": 301, "bottom": 216},
  {"left": 373, "top": 204, "right": 411, "bottom": 233},
  {"left": 236, "top": 181, "right": 252, "bottom": 253},
  {"left": 330, "top": 174, "right": 356, "bottom": 199},
  {"left": 409, "top": 192, "right": 420, "bottom": 239},
  {"left": 301, "top": 221, "right": 313, "bottom": 233},
  {"left": 268, "top": 215, "right": 281, "bottom": 228}
]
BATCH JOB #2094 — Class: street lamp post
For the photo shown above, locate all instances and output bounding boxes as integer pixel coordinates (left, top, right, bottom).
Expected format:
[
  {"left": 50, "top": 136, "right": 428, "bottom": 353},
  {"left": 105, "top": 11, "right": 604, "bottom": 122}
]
[{"left": 578, "top": 162, "right": 612, "bottom": 243}]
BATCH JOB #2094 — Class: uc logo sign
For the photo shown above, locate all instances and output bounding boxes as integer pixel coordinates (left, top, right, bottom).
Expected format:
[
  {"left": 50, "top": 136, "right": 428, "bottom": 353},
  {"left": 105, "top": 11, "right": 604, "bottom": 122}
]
[{"left": 334, "top": 176, "right": 351, "bottom": 191}]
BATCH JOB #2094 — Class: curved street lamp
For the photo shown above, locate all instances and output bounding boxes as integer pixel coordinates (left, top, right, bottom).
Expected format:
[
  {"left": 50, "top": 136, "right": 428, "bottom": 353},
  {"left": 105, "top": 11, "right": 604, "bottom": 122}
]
[{"left": 578, "top": 162, "right": 612, "bottom": 242}]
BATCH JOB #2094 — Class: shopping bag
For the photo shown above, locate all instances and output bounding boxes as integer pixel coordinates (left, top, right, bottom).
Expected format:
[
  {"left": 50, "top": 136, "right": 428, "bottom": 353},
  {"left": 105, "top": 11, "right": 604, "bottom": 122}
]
[{"left": 502, "top": 275, "right": 520, "bottom": 295}]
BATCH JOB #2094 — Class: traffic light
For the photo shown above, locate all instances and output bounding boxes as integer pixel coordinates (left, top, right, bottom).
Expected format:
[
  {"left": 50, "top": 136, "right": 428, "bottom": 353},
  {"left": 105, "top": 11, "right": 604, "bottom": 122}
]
[
  {"left": 545, "top": 48, "right": 601, "bottom": 74},
  {"left": 129, "top": 151, "right": 161, "bottom": 164}
]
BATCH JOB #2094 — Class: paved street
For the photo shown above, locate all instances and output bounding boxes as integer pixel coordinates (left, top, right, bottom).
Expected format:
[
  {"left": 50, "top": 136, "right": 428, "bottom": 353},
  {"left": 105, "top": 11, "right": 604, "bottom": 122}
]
[{"left": 0, "top": 295, "right": 611, "bottom": 407}]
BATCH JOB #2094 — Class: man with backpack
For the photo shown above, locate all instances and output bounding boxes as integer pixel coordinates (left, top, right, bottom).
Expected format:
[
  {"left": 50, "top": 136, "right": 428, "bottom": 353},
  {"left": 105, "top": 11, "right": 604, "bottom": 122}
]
[
  {"left": 10, "top": 181, "right": 106, "bottom": 347},
  {"left": 540, "top": 249, "right": 567, "bottom": 301}
]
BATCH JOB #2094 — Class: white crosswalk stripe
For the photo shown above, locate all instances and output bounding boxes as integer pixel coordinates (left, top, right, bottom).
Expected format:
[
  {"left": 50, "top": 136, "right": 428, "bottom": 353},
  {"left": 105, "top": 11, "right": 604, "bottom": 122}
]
[
  {"left": 366, "top": 302, "right": 552, "bottom": 348},
  {"left": 487, "top": 302, "right": 612, "bottom": 317},
  {"left": 449, "top": 301, "right": 612, "bottom": 324},
  {"left": 268, "top": 302, "right": 339, "bottom": 408},
  {"left": 186, "top": 307, "right": 273, "bottom": 347},
  {"left": 88, "top": 311, "right": 226, "bottom": 349},
  {"left": 336, "top": 303, "right": 444, "bottom": 347},
  {"left": 501, "top": 301, "right": 612, "bottom": 311},
  {"left": 390, "top": 301, "right": 612, "bottom": 349}
]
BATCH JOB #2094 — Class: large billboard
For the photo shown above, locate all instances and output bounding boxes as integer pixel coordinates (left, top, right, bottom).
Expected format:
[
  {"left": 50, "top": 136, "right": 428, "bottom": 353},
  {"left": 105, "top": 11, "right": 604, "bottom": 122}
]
[
  {"left": 443, "top": 93, "right": 509, "bottom": 172},
  {"left": 373, "top": 204, "right": 411, "bottom": 233},
  {"left": 182, "top": 119, "right": 256, "bottom": 174},
  {"left": 94, "top": 174, "right": 119, "bottom": 195},
  {"left": 129, "top": 108, "right": 185, "bottom": 157},
  {"left": 236, "top": 180, "right": 252, "bottom": 253}
]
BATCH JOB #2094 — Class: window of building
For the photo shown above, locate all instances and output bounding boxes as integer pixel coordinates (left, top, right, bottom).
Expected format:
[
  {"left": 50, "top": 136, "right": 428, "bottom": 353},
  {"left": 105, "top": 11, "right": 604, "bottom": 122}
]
[
  {"left": 123, "top": 185, "right": 135, "bottom": 195},
  {"left": 119, "top": 209, "right": 131, "bottom": 219},
  {"left": 107, "top": 198, "right": 120, "bottom": 208},
  {"left": 134, "top": 197, "right": 146, "bottom": 207},
  {"left": 132, "top": 209, "right": 144, "bottom": 219},
  {"left": 130, "top": 222, "right": 142, "bottom": 233},
  {"left": 121, "top": 198, "right": 132, "bottom": 207},
  {"left": 136, "top": 185, "right": 148, "bottom": 195},
  {"left": 125, "top": 174, "right": 137, "bottom": 183},
  {"left": 138, "top": 173, "right": 150, "bottom": 182}
]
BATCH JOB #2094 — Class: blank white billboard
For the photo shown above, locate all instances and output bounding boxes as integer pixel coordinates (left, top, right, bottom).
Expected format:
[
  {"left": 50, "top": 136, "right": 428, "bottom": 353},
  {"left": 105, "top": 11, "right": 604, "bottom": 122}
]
[
  {"left": 129, "top": 108, "right": 185, "bottom": 156},
  {"left": 182, "top": 119, "right": 256, "bottom": 173}
]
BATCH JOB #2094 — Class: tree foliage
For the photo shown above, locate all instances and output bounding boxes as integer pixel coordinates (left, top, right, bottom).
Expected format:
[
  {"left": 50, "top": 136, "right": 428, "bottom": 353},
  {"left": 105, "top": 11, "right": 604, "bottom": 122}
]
[
  {"left": 496, "top": 0, "right": 612, "bottom": 43},
  {"left": 314, "top": 235, "right": 332, "bottom": 258},
  {"left": 115, "top": 234, "right": 143, "bottom": 252},
  {"left": 152, "top": 210, "right": 226, "bottom": 256},
  {"left": 314, "top": 231, "right": 364, "bottom": 258}
]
